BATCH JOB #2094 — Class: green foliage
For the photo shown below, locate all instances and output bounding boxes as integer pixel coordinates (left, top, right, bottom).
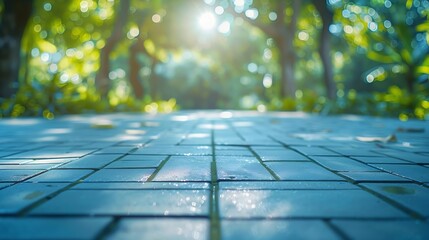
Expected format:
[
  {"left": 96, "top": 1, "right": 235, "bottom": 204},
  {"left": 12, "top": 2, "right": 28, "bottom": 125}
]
[{"left": 0, "top": 0, "right": 428, "bottom": 120}]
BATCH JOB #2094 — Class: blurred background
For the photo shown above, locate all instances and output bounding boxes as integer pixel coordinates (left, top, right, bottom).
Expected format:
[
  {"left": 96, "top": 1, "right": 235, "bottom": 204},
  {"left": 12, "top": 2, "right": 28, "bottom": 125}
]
[{"left": 0, "top": 0, "right": 428, "bottom": 120}]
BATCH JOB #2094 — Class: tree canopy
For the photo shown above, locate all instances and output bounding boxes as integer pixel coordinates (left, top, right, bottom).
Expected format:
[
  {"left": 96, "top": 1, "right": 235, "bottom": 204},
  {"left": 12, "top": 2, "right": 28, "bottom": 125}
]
[{"left": 0, "top": 0, "right": 428, "bottom": 120}]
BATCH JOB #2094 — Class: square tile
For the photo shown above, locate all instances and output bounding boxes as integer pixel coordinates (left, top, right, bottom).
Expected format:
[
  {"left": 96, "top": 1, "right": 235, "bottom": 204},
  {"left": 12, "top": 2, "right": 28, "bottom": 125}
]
[
  {"left": 219, "top": 189, "right": 407, "bottom": 218},
  {"left": 107, "top": 218, "right": 209, "bottom": 240},
  {"left": 311, "top": 156, "right": 378, "bottom": 172},
  {"left": 371, "top": 164, "right": 429, "bottom": 182},
  {"left": 26, "top": 170, "right": 93, "bottom": 183},
  {"left": 361, "top": 183, "right": 429, "bottom": 216},
  {"left": 332, "top": 220, "right": 429, "bottom": 240},
  {"left": 221, "top": 220, "right": 340, "bottom": 240},
  {"left": 266, "top": 162, "right": 343, "bottom": 180},
  {"left": 217, "top": 157, "right": 274, "bottom": 180},
  {"left": 0, "top": 217, "right": 111, "bottom": 240},
  {"left": 84, "top": 169, "right": 154, "bottom": 182},
  {"left": 153, "top": 156, "right": 211, "bottom": 181},
  {"left": 0, "top": 183, "right": 67, "bottom": 214},
  {"left": 31, "top": 189, "right": 210, "bottom": 216}
]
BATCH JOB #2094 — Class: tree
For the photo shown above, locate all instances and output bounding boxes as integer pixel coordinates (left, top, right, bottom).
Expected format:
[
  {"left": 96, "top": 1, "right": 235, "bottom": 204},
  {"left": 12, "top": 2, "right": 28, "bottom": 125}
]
[
  {"left": 0, "top": 0, "right": 33, "bottom": 98},
  {"left": 228, "top": 0, "right": 301, "bottom": 98},
  {"left": 339, "top": 0, "right": 429, "bottom": 94},
  {"left": 95, "top": 0, "right": 130, "bottom": 98},
  {"left": 313, "top": 0, "right": 337, "bottom": 100}
]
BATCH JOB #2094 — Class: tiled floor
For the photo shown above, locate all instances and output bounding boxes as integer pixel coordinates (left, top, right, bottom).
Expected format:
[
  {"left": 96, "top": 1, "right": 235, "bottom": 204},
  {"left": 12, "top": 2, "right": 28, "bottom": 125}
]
[{"left": 0, "top": 111, "right": 428, "bottom": 239}]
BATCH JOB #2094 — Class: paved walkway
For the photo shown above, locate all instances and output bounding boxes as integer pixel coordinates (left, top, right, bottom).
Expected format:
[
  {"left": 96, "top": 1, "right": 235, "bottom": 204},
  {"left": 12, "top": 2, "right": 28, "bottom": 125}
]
[{"left": 0, "top": 111, "right": 428, "bottom": 239}]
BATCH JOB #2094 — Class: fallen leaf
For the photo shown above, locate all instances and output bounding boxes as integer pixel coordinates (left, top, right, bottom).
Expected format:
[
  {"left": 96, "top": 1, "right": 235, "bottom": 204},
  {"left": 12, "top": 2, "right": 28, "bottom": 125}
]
[
  {"left": 270, "top": 119, "right": 280, "bottom": 124},
  {"left": 141, "top": 121, "right": 160, "bottom": 127},
  {"left": 356, "top": 134, "right": 397, "bottom": 143},
  {"left": 396, "top": 127, "right": 425, "bottom": 133},
  {"left": 91, "top": 120, "right": 115, "bottom": 129}
]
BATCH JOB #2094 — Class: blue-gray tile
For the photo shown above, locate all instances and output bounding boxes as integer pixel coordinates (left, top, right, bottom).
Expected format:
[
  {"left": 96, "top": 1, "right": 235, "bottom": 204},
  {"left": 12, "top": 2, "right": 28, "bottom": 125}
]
[
  {"left": 252, "top": 149, "right": 309, "bottom": 161},
  {"left": 72, "top": 182, "right": 210, "bottom": 190},
  {"left": 311, "top": 156, "right": 378, "bottom": 171},
  {"left": 217, "top": 157, "right": 274, "bottom": 180},
  {"left": 107, "top": 218, "right": 209, "bottom": 240},
  {"left": 339, "top": 171, "right": 410, "bottom": 182},
  {"left": 332, "top": 220, "right": 429, "bottom": 240},
  {"left": 219, "top": 181, "right": 358, "bottom": 190},
  {"left": 219, "top": 189, "right": 407, "bottom": 218},
  {"left": 153, "top": 156, "right": 211, "bottom": 181},
  {"left": 0, "top": 183, "right": 67, "bottom": 214},
  {"left": 26, "top": 170, "right": 93, "bottom": 182},
  {"left": 4, "top": 149, "right": 95, "bottom": 159},
  {"left": 105, "top": 160, "right": 161, "bottom": 168},
  {"left": 371, "top": 164, "right": 429, "bottom": 182},
  {"left": 0, "top": 217, "right": 111, "bottom": 240},
  {"left": 60, "top": 154, "right": 123, "bottom": 169},
  {"left": 0, "top": 170, "right": 42, "bottom": 182},
  {"left": 221, "top": 220, "right": 340, "bottom": 240},
  {"left": 31, "top": 189, "right": 210, "bottom": 216},
  {"left": 266, "top": 162, "right": 343, "bottom": 180},
  {"left": 84, "top": 169, "right": 154, "bottom": 182},
  {"left": 361, "top": 183, "right": 429, "bottom": 216}
]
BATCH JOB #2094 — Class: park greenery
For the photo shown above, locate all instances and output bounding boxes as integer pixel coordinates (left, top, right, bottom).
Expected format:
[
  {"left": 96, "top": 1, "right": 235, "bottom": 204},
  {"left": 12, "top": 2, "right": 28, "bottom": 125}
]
[{"left": 0, "top": 0, "right": 428, "bottom": 120}]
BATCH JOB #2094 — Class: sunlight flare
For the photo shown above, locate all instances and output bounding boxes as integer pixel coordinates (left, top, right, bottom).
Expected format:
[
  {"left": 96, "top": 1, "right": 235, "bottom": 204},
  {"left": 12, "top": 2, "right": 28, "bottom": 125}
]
[{"left": 198, "top": 12, "right": 216, "bottom": 31}]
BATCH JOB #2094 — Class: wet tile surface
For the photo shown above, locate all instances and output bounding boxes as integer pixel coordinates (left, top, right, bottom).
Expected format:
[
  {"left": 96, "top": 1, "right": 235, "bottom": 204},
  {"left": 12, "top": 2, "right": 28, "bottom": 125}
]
[
  {"left": 331, "top": 220, "right": 429, "bottom": 240},
  {"left": 361, "top": 183, "right": 429, "bottom": 216},
  {"left": 221, "top": 220, "right": 340, "bottom": 240},
  {"left": 217, "top": 157, "right": 274, "bottom": 180},
  {"left": 107, "top": 218, "right": 209, "bottom": 240},
  {"left": 31, "top": 189, "right": 210, "bottom": 216},
  {"left": 370, "top": 164, "right": 429, "bottom": 182},
  {"left": 153, "top": 156, "right": 211, "bottom": 181},
  {"left": 83, "top": 169, "right": 155, "bottom": 182},
  {"left": 26, "top": 169, "right": 93, "bottom": 182},
  {"left": 219, "top": 189, "right": 407, "bottom": 218},
  {"left": 0, "top": 183, "right": 68, "bottom": 214},
  {"left": 0, "top": 217, "right": 111, "bottom": 240},
  {"left": 1, "top": 111, "right": 428, "bottom": 239},
  {"left": 0, "top": 170, "right": 43, "bottom": 182},
  {"left": 266, "top": 162, "right": 343, "bottom": 180}
]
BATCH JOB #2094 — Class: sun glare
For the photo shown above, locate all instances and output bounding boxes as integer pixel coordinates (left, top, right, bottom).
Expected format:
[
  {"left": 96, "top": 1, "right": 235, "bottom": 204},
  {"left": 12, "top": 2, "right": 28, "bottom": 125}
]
[{"left": 198, "top": 12, "right": 216, "bottom": 31}]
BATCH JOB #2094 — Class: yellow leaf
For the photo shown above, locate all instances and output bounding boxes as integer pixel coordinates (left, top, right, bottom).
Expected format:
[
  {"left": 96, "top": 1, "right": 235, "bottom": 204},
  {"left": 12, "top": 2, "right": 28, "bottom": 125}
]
[
  {"left": 400, "top": 49, "right": 412, "bottom": 64},
  {"left": 367, "top": 51, "right": 395, "bottom": 63},
  {"left": 37, "top": 40, "right": 57, "bottom": 53},
  {"left": 416, "top": 22, "right": 429, "bottom": 32},
  {"left": 144, "top": 39, "right": 156, "bottom": 56},
  {"left": 416, "top": 66, "right": 429, "bottom": 74}
]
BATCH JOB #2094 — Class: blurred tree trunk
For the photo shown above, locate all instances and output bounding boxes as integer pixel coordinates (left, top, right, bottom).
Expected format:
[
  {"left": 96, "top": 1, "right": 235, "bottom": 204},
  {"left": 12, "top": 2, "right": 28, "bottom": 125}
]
[
  {"left": 405, "top": 65, "right": 414, "bottom": 94},
  {"left": 149, "top": 57, "right": 159, "bottom": 101},
  {"left": 276, "top": 1, "right": 300, "bottom": 98},
  {"left": 0, "top": 0, "right": 33, "bottom": 98},
  {"left": 230, "top": 0, "right": 301, "bottom": 99},
  {"left": 129, "top": 36, "right": 160, "bottom": 100},
  {"left": 129, "top": 37, "right": 144, "bottom": 99},
  {"left": 313, "top": 0, "right": 337, "bottom": 100},
  {"left": 95, "top": 0, "right": 130, "bottom": 98}
]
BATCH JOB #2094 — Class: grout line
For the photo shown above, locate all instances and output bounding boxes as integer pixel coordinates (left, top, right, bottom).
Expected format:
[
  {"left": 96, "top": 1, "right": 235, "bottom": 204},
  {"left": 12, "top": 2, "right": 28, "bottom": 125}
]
[
  {"left": 210, "top": 121, "right": 221, "bottom": 240},
  {"left": 146, "top": 156, "right": 171, "bottom": 182},
  {"left": 325, "top": 219, "right": 351, "bottom": 240},
  {"left": 16, "top": 147, "right": 140, "bottom": 216},
  {"left": 95, "top": 217, "right": 120, "bottom": 240},
  {"left": 267, "top": 135, "right": 427, "bottom": 220},
  {"left": 248, "top": 147, "right": 281, "bottom": 180}
]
